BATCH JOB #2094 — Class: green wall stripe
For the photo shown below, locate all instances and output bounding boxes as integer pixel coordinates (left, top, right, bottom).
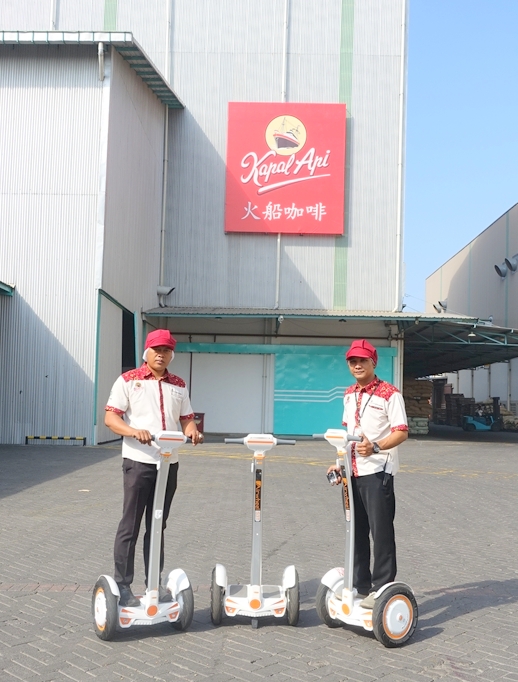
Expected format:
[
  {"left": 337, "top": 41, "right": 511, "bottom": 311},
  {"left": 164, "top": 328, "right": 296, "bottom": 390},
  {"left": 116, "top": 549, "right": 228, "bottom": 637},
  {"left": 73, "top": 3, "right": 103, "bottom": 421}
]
[
  {"left": 104, "top": 0, "right": 118, "bottom": 30},
  {"left": 333, "top": 0, "right": 355, "bottom": 309}
]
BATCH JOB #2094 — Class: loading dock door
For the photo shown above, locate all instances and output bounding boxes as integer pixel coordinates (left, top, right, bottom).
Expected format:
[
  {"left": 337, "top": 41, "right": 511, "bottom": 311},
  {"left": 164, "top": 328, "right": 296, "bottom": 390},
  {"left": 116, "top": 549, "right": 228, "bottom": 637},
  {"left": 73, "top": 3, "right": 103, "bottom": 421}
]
[{"left": 176, "top": 353, "right": 264, "bottom": 434}]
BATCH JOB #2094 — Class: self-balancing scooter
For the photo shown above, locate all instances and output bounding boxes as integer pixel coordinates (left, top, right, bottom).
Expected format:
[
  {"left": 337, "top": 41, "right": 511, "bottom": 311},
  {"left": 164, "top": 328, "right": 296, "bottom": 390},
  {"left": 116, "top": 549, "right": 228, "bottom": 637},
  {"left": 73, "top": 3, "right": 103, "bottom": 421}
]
[
  {"left": 211, "top": 434, "right": 300, "bottom": 628},
  {"left": 315, "top": 429, "right": 418, "bottom": 647},
  {"left": 92, "top": 431, "right": 195, "bottom": 640}
]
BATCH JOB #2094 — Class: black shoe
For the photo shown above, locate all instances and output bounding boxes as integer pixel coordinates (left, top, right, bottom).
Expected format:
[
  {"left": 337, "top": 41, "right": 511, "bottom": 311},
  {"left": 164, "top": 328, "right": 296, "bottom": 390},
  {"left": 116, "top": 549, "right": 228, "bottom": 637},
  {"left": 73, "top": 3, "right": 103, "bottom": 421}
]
[
  {"left": 118, "top": 584, "right": 140, "bottom": 607},
  {"left": 159, "top": 585, "right": 173, "bottom": 603}
]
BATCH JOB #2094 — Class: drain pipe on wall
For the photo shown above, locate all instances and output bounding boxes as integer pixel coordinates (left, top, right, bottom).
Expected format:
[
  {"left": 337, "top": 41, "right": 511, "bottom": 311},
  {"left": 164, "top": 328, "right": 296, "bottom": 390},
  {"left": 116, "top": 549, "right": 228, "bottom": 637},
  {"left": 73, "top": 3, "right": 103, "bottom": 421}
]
[
  {"left": 392, "top": 0, "right": 408, "bottom": 313},
  {"left": 274, "top": 0, "right": 290, "bottom": 309},
  {"left": 159, "top": 107, "right": 169, "bottom": 287},
  {"left": 159, "top": 0, "right": 172, "bottom": 288},
  {"left": 50, "top": 0, "right": 58, "bottom": 29}
]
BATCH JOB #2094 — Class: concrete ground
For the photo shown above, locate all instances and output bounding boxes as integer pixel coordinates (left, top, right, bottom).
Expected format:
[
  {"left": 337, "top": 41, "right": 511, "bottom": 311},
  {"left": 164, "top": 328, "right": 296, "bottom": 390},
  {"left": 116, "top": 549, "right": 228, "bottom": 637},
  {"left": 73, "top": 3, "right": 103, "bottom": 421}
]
[{"left": 1, "top": 428, "right": 518, "bottom": 681}]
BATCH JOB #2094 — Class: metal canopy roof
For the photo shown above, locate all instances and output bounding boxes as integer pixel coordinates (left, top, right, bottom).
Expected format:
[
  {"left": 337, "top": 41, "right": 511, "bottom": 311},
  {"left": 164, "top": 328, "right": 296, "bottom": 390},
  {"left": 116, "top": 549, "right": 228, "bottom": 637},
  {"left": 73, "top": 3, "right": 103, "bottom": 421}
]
[
  {"left": 401, "top": 318, "right": 518, "bottom": 377},
  {"left": 144, "top": 306, "right": 474, "bottom": 321},
  {"left": 0, "top": 31, "right": 184, "bottom": 109},
  {"left": 0, "top": 281, "right": 14, "bottom": 297},
  {"left": 144, "top": 306, "right": 518, "bottom": 376}
]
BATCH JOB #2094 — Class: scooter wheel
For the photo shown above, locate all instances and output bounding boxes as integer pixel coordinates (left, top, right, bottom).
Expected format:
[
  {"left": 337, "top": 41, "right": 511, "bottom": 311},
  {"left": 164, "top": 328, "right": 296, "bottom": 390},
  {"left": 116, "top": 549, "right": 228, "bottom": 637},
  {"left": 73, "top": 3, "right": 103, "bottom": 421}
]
[
  {"left": 315, "top": 582, "right": 342, "bottom": 628},
  {"left": 210, "top": 567, "right": 224, "bottom": 626},
  {"left": 372, "top": 583, "right": 418, "bottom": 647},
  {"left": 286, "top": 569, "right": 299, "bottom": 626},
  {"left": 92, "top": 577, "right": 118, "bottom": 641},
  {"left": 465, "top": 423, "right": 476, "bottom": 432},
  {"left": 171, "top": 585, "right": 194, "bottom": 631}
]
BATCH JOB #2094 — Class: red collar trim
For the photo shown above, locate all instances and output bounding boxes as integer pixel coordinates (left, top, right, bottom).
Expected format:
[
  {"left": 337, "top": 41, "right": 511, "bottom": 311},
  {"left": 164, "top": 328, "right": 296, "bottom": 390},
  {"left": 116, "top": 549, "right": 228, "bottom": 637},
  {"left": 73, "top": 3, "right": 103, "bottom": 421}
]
[{"left": 354, "top": 377, "right": 380, "bottom": 394}]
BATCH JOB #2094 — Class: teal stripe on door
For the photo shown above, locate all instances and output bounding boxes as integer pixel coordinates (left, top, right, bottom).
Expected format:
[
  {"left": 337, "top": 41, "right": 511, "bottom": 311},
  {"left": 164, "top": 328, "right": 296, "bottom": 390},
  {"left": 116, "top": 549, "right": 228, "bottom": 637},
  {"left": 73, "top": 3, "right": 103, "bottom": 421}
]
[{"left": 274, "top": 347, "right": 395, "bottom": 435}]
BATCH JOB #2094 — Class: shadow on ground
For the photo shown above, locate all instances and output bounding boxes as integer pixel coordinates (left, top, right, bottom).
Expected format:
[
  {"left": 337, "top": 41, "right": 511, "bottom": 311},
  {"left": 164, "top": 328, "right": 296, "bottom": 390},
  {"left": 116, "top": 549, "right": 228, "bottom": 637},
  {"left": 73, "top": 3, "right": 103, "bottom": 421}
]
[{"left": 0, "top": 444, "right": 118, "bottom": 499}]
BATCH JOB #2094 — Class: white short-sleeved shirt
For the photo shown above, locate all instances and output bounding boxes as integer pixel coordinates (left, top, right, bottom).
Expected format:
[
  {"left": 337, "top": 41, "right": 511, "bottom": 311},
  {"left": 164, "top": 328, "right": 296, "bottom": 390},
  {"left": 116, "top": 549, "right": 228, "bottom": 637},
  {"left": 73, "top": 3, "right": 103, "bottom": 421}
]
[
  {"left": 342, "top": 377, "right": 408, "bottom": 476},
  {"left": 105, "top": 364, "right": 195, "bottom": 464}
]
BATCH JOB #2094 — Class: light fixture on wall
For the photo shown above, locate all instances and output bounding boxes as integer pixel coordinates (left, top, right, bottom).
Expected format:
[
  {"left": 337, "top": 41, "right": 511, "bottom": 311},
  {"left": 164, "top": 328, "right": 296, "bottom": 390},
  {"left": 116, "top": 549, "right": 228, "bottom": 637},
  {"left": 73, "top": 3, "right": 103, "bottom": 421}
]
[
  {"left": 433, "top": 299, "right": 447, "bottom": 313},
  {"left": 157, "top": 285, "right": 175, "bottom": 308},
  {"left": 494, "top": 263, "right": 508, "bottom": 278},
  {"left": 504, "top": 254, "right": 518, "bottom": 272},
  {"left": 468, "top": 326, "right": 476, "bottom": 338}
]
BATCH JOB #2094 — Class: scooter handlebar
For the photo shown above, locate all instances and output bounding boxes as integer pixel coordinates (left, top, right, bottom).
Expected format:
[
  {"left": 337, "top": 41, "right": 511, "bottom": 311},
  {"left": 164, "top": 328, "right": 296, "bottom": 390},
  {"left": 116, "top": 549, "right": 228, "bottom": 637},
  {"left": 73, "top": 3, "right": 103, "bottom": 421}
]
[
  {"left": 224, "top": 438, "right": 245, "bottom": 444},
  {"left": 312, "top": 433, "right": 363, "bottom": 442},
  {"left": 275, "top": 438, "right": 296, "bottom": 445},
  {"left": 152, "top": 433, "right": 201, "bottom": 443}
]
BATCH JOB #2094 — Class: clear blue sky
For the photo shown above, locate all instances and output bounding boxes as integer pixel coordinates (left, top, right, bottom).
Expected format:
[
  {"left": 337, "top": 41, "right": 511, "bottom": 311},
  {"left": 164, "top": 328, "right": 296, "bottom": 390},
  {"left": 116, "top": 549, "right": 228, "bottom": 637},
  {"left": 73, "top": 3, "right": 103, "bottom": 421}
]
[{"left": 404, "top": 0, "right": 518, "bottom": 312}]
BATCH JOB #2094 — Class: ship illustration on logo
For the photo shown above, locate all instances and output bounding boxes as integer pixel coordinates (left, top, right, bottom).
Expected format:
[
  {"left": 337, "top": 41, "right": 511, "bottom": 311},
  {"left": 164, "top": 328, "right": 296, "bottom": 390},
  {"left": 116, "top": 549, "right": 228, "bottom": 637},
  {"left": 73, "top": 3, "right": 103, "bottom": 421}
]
[
  {"left": 273, "top": 118, "right": 301, "bottom": 150},
  {"left": 265, "top": 114, "right": 307, "bottom": 156}
]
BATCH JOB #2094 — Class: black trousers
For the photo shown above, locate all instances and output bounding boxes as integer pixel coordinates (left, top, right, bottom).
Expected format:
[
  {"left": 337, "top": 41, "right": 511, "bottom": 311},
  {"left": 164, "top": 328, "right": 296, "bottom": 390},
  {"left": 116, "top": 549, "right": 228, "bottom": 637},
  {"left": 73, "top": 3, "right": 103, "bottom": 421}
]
[
  {"left": 113, "top": 459, "right": 179, "bottom": 586},
  {"left": 351, "top": 471, "right": 396, "bottom": 593}
]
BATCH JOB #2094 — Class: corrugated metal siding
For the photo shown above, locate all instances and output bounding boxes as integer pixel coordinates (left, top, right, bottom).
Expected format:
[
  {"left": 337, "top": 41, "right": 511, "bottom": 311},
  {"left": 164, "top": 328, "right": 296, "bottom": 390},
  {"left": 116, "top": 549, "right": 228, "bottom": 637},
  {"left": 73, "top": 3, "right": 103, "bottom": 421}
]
[
  {"left": 161, "top": 0, "right": 406, "bottom": 312},
  {"left": 345, "top": 0, "right": 406, "bottom": 310},
  {"left": 163, "top": 0, "right": 342, "bottom": 309},
  {"left": 0, "top": 1, "right": 50, "bottom": 30},
  {"left": 58, "top": 1, "right": 105, "bottom": 31},
  {"left": 116, "top": 0, "right": 168, "bottom": 78},
  {"left": 0, "top": 46, "right": 102, "bottom": 442},
  {"left": 2, "top": 0, "right": 407, "bottom": 314},
  {"left": 101, "top": 48, "right": 164, "bottom": 311},
  {"left": 96, "top": 295, "right": 122, "bottom": 443}
]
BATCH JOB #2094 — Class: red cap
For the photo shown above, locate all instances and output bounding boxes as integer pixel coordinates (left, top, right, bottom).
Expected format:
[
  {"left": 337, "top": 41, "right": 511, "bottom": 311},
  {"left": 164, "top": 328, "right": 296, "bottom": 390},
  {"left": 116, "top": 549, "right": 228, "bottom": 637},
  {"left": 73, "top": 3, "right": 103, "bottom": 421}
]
[
  {"left": 345, "top": 339, "right": 378, "bottom": 366},
  {"left": 144, "top": 329, "right": 177, "bottom": 351}
]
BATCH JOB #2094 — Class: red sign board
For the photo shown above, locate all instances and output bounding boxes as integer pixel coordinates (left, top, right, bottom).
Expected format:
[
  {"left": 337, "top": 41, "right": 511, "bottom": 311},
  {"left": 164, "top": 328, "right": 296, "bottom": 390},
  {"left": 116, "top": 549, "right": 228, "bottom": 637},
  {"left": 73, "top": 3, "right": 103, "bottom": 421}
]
[{"left": 224, "top": 102, "right": 346, "bottom": 235}]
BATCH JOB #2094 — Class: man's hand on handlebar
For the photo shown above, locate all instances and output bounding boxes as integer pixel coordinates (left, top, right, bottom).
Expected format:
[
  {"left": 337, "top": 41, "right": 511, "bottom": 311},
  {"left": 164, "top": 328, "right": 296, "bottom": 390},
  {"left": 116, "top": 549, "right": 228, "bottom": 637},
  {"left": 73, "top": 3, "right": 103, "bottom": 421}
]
[
  {"left": 132, "top": 429, "right": 153, "bottom": 445},
  {"left": 356, "top": 437, "right": 376, "bottom": 457}
]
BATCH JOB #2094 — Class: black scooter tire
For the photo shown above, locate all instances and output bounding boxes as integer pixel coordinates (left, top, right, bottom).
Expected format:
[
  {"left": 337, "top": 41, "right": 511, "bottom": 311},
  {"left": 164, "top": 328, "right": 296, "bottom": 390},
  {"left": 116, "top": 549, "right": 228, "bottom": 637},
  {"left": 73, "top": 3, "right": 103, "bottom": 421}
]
[
  {"left": 92, "top": 577, "right": 118, "bottom": 641},
  {"left": 286, "top": 569, "right": 300, "bottom": 626},
  {"left": 171, "top": 585, "right": 194, "bottom": 631},
  {"left": 372, "top": 583, "right": 418, "bottom": 647},
  {"left": 315, "top": 582, "right": 342, "bottom": 628},
  {"left": 210, "top": 567, "right": 224, "bottom": 625}
]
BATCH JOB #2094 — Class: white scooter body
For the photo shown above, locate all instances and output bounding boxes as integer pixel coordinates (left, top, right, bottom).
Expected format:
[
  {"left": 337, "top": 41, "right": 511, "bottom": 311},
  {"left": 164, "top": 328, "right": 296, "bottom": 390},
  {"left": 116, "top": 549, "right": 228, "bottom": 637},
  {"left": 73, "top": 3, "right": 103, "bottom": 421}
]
[
  {"left": 316, "top": 429, "right": 418, "bottom": 647},
  {"left": 212, "top": 434, "right": 299, "bottom": 628},
  {"left": 92, "top": 431, "right": 194, "bottom": 639}
]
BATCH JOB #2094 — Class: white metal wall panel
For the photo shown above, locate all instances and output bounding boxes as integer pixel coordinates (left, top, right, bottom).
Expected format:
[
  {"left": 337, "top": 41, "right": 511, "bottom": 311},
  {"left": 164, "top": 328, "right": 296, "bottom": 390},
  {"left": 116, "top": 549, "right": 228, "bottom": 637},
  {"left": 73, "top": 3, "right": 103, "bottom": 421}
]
[
  {"left": 58, "top": 0, "right": 105, "bottom": 31},
  {"left": 0, "top": 46, "right": 102, "bottom": 443},
  {"left": 426, "top": 204, "right": 518, "bottom": 327},
  {"left": 96, "top": 296, "right": 123, "bottom": 443},
  {"left": 0, "top": 1, "right": 50, "bottom": 30},
  {"left": 345, "top": 0, "right": 406, "bottom": 310},
  {"left": 117, "top": 0, "right": 168, "bottom": 78},
  {"left": 101, "top": 48, "right": 165, "bottom": 312}
]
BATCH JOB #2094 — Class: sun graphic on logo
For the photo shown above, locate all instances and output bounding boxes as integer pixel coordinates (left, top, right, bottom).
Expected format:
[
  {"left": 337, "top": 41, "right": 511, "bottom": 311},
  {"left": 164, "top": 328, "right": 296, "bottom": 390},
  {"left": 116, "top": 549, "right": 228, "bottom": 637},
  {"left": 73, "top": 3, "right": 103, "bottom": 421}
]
[{"left": 265, "top": 115, "right": 307, "bottom": 156}]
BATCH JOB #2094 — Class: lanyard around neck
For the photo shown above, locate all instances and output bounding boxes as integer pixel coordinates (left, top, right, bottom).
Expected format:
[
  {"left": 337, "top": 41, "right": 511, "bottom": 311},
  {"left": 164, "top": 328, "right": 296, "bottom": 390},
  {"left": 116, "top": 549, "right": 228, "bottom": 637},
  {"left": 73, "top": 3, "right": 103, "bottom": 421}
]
[{"left": 354, "top": 378, "right": 380, "bottom": 423}]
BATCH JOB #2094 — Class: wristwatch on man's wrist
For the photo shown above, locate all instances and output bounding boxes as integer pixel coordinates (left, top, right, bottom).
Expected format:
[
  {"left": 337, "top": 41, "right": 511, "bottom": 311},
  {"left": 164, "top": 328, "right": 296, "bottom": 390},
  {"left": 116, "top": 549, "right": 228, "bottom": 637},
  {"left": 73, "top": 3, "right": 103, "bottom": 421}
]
[{"left": 372, "top": 442, "right": 381, "bottom": 454}]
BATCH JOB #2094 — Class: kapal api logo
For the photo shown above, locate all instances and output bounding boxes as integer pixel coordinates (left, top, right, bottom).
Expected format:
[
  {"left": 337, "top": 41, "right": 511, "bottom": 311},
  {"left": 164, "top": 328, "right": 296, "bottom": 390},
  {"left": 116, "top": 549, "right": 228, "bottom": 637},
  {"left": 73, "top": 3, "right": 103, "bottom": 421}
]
[
  {"left": 225, "top": 102, "right": 346, "bottom": 235},
  {"left": 240, "top": 114, "right": 331, "bottom": 195}
]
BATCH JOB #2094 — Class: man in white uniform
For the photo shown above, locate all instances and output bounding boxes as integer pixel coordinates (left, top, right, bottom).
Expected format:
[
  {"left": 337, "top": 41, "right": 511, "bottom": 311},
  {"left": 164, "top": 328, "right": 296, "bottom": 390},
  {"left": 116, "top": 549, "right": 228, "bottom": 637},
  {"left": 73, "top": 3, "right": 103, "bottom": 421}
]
[
  {"left": 327, "top": 339, "right": 408, "bottom": 610},
  {"left": 105, "top": 329, "right": 202, "bottom": 607}
]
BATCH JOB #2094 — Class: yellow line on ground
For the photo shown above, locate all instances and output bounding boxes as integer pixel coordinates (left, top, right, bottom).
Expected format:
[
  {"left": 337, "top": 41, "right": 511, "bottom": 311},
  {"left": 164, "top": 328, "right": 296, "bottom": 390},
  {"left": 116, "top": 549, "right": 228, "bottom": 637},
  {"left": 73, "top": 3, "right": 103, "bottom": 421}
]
[{"left": 101, "top": 445, "right": 518, "bottom": 478}]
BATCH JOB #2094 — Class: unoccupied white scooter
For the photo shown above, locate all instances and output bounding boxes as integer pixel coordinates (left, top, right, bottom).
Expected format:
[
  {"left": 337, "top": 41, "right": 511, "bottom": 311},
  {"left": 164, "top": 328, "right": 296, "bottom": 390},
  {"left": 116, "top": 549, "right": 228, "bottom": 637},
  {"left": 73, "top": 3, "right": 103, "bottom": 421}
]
[
  {"left": 315, "top": 429, "right": 418, "bottom": 647},
  {"left": 211, "top": 434, "right": 300, "bottom": 629},
  {"left": 92, "top": 431, "right": 194, "bottom": 640}
]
